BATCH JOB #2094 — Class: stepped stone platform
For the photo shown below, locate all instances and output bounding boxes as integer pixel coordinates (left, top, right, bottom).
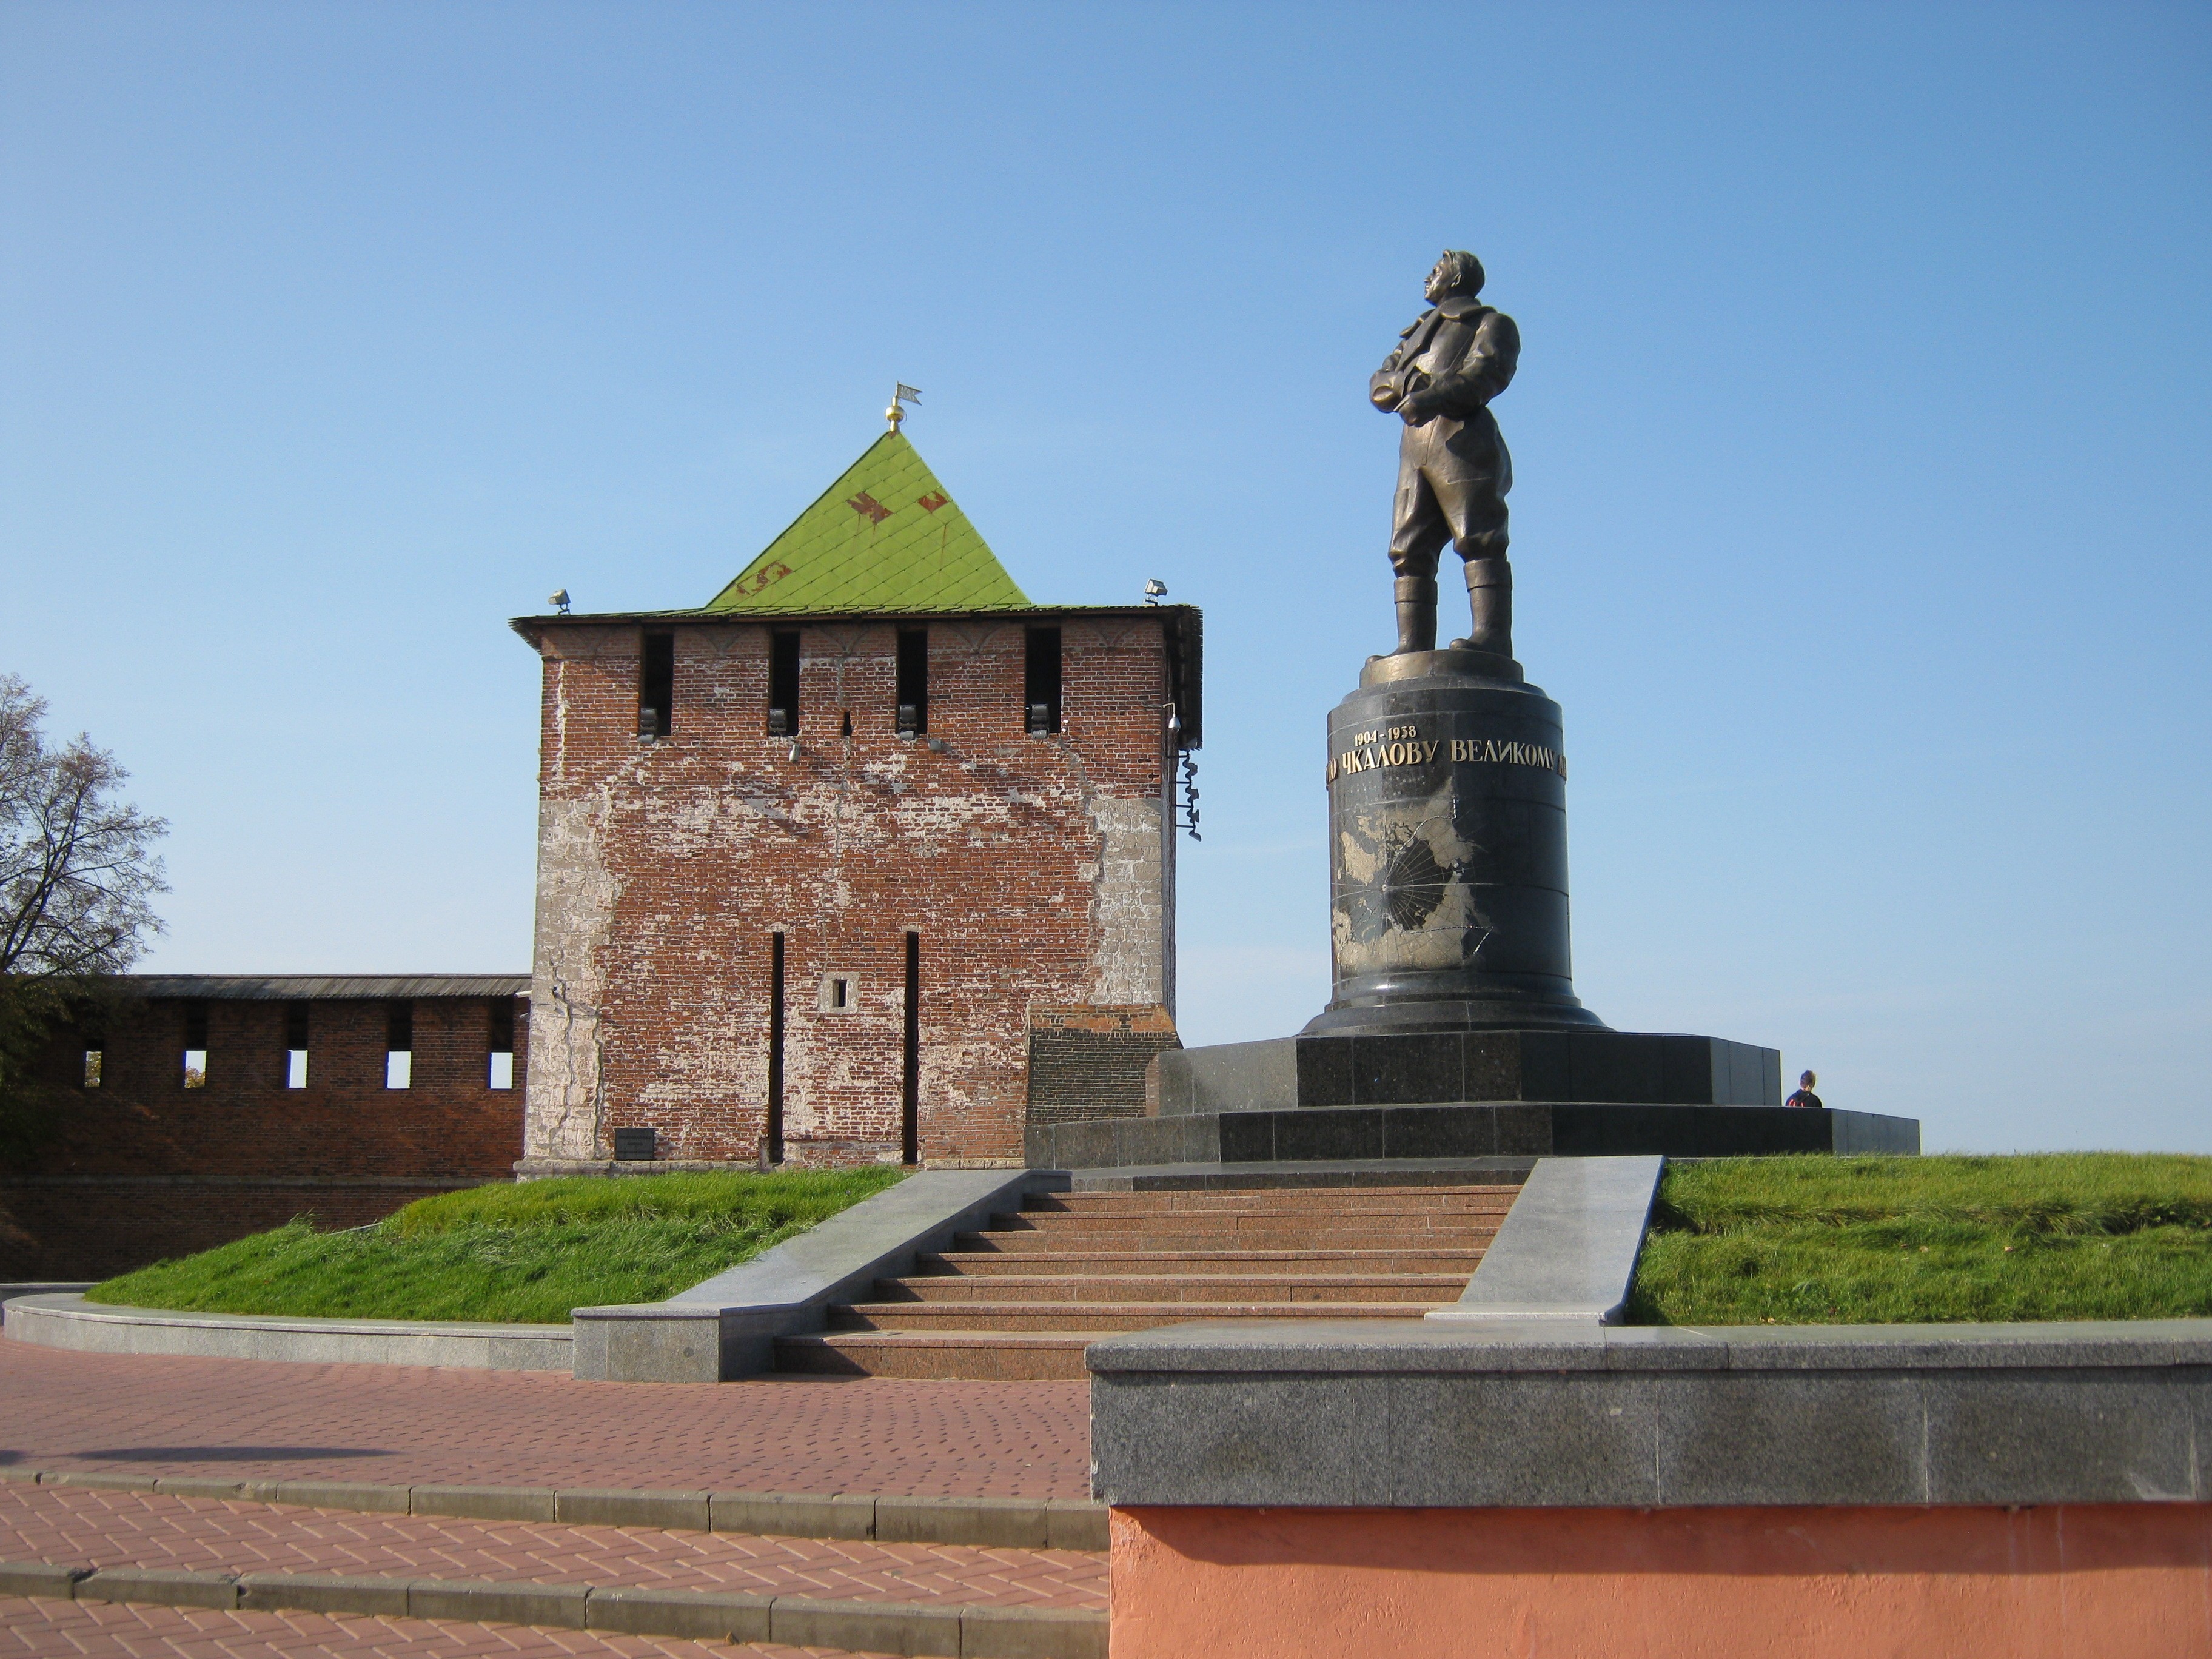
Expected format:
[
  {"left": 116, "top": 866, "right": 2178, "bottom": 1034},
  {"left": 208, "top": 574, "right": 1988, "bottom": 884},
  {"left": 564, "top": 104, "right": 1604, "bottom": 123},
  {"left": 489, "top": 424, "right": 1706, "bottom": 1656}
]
[
  {"left": 774, "top": 1176, "right": 1519, "bottom": 1381},
  {"left": 1159, "top": 1029, "right": 1787, "bottom": 1112},
  {"left": 1027, "top": 1101, "right": 1920, "bottom": 1168},
  {"left": 1026, "top": 1028, "right": 1920, "bottom": 1168}
]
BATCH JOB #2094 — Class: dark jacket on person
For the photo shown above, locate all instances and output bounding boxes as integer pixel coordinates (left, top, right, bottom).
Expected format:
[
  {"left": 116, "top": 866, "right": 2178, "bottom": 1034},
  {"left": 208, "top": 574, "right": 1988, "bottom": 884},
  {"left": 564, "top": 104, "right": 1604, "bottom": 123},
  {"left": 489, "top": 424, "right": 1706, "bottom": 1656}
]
[{"left": 1371, "top": 297, "right": 1520, "bottom": 480}]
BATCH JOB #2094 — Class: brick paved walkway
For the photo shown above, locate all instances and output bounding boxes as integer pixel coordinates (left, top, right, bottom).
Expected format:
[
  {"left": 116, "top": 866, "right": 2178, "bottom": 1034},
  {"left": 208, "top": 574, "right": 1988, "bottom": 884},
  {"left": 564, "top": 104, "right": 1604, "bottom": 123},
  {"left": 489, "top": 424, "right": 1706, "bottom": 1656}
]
[
  {"left": 0, "top": 1486, "right": 1104, "bottom": 1611},
  {"left": 0, "top": 1596, "right": 894, "bottom": 1657},
  {"left": 0, "top": 1343, "right": 1088, "bottom": 1499}
]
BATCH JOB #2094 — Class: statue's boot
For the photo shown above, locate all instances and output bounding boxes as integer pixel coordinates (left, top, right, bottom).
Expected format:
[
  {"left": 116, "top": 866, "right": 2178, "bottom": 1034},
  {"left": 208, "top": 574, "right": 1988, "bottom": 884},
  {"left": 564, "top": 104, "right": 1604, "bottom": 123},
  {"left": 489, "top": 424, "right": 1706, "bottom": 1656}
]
[
  {"left": 1449, "top": 557, "right": 1513, "bottom": 658},
  {"left": 1393, "top": 575, "right": 1438, "bottom": 654}
]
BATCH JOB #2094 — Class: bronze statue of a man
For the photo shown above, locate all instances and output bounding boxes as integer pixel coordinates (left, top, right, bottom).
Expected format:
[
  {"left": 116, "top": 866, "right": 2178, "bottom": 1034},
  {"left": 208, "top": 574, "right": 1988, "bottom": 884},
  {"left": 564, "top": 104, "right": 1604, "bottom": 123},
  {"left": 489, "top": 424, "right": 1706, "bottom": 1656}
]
[{"left": 1371, "top": 250, "right": 1520, "bottom": 657}]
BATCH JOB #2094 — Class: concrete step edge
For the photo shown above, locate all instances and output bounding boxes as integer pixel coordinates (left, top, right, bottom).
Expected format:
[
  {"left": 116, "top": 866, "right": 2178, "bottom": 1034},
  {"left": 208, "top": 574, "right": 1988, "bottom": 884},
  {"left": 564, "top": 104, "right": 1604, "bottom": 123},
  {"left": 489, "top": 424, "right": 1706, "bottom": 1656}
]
[
  {"left": 1015, "top": 1199, "right": 1518, "bottom": 1212},
  {"left": 785, "top": 1330, "right": 1107, "bottom": 1347},
  {"left": 839, "top": 1301, "right": 1449, "bottom": 1316},
  {"left": 916, "top": 1256, "right": 1486, "bottom": 1265},
  {"left": 969, "top": 1221, "right": 1505, "bottom": 1230},
  {"left": 880, "top": 1282, "right": 1469, "bottom": 1292},
  {"left": 0, "top": 1561, "right": 1107, "bottom": 1658},
  {"left": 832, "top": 1313, "right": 1436, "bottom": 1332},
  {"left": 876, "top": 1289, "right": 1456, "bottom": 1305},
  {"left": 990, "top": 1212, "right": 1510, "bottom": 1222},
  {"left": 1, "top": 1470, "right": 1105, "bottom": 1552},
  {"left": 960, "top": 1234, "right": 1498, "bottom": 1245},
  {"left": 926, "top": 1268, "right": 1484, "bottom": 1278},
  {"left": 1027, "top": 1185, "right": 1521, "bottom": 1196}
]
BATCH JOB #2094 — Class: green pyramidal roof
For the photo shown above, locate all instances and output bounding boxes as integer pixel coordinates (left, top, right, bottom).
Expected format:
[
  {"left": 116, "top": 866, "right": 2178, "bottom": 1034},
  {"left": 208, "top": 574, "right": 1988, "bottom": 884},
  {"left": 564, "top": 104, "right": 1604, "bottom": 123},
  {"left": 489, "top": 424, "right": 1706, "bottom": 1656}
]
[{"left": 702, "top": 431, "right": 1030, "bottom": 614}]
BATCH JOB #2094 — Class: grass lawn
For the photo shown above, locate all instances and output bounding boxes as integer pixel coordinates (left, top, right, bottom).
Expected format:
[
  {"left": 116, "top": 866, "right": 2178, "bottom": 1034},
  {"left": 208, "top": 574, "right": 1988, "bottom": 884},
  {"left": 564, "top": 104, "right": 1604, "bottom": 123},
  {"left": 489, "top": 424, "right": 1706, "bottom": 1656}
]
[
  {"left": 86, "top": 1167, "right": 908, "bottom": 1324},
  {"left": 1627, "top": 1153, "right": 2212, "bottom": 1326}
]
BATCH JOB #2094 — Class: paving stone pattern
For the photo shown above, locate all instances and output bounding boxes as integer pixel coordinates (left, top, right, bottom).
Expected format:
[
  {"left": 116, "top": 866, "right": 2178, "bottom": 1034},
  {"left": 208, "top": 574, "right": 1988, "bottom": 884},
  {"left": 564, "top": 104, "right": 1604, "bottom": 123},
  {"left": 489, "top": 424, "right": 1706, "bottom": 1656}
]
[
  {"left": 0, "top": 1343, "right": 1087, "bottom": 1498},
  {"left": 0, "top": 1595, "right": 892, "bottom": 1658},
  {"left": 0, "top": 1486, "right": 1103, "bottom": 1612}
]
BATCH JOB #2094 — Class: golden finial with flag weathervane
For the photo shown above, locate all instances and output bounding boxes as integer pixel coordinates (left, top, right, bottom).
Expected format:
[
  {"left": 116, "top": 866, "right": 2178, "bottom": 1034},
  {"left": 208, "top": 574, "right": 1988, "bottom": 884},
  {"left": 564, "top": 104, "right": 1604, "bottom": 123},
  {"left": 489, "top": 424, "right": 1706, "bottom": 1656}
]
[{"left": 885, "top": 383, "right": 922, "bottom": 429}]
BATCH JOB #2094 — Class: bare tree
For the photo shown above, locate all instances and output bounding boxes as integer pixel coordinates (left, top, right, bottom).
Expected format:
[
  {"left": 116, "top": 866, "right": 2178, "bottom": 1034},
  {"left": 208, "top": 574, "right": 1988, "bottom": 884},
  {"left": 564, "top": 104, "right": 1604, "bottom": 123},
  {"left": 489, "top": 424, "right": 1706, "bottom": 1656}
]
[{"left": 0, "top": 675, "right": 168, "bottom": 1145}]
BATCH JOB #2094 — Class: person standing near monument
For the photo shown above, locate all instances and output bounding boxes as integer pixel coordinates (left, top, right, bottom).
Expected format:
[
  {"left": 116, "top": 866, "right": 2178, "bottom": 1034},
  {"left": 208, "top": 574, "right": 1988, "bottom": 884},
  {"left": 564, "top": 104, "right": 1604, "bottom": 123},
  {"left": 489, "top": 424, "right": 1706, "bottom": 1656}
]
[
  {"left": 1370, "top": 249, "right": 1520, "bottom": 658},
  {"left": 1786, "top": 1070, "right": 1823, "bottom": 1109}
]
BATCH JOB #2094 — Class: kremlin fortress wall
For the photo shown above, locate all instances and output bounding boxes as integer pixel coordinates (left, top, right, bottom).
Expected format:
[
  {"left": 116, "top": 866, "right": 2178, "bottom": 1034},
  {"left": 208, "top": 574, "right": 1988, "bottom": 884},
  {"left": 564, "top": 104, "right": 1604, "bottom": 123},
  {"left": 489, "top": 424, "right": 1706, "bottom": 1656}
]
[{"left": 2, "top": 429, "right": 1200, "bottom": 1275}]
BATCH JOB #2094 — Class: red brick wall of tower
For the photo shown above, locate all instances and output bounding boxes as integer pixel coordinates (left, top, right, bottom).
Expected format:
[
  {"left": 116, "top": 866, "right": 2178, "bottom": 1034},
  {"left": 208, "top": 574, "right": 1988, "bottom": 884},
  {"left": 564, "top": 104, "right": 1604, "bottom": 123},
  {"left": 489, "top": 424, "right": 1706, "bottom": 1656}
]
[{"left": 523, "top": 614, "right": 1181, "bottom": 1168}]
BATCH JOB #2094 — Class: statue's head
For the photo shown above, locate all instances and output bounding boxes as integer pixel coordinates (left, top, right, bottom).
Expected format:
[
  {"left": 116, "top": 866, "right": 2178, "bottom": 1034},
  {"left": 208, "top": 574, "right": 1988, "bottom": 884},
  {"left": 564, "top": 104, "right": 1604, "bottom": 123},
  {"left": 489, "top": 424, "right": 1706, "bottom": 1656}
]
[{"left": 1425, "top": 250, "right": 1485, "bottom": 302}]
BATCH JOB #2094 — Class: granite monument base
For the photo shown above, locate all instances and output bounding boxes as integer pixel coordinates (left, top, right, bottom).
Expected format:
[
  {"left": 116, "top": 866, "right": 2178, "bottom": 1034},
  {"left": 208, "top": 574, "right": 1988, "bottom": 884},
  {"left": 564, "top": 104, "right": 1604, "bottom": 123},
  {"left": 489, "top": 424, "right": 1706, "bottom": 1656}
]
[
  {"left": 1022, "top": 1028, "right": 1921, "bottom": 1170},
  {"left": 1025, "top": 1099, "right": 1922, "bottom": 1171},
  {"left": 1155, "top": 1028, "right": 1783, "bottom": 1114}
]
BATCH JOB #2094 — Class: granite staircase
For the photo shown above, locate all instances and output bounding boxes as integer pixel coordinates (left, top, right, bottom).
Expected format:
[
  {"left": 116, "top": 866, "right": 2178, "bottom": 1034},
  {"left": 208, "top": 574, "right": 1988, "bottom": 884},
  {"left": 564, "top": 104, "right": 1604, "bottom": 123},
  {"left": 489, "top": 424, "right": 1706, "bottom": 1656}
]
[{"left": 773, "top": 1181, "right": 1520, "bottom": 1380}]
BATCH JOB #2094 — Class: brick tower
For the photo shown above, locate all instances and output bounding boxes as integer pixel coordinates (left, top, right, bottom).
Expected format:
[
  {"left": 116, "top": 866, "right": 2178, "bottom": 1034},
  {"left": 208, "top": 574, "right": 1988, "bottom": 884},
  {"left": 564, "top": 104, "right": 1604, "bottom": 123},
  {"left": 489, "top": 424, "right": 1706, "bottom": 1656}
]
[{"left": 512, "top": 427, "right": 1200, "bottom": 1168}]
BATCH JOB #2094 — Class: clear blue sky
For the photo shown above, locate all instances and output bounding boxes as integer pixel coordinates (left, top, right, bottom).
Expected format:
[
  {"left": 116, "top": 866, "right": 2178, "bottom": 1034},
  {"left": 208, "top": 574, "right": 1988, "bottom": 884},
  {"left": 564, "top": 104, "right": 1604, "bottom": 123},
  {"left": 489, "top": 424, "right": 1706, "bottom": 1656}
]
[{"left": 4, "top": 4, "right": 2207, "bottom": 1152}]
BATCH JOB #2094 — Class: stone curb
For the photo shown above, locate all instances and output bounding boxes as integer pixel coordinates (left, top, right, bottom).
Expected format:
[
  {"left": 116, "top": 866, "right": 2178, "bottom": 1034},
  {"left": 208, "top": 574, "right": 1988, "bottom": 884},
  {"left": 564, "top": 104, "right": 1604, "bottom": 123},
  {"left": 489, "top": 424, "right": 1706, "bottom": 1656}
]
[
  {"left": 0, "top": 1560, "right": 1107, "bottom": 1658},
  {"left": 0, "top": 1283, "right": 92, "bottom": 1326},
  {"left": 2, "top": 1294, "right": 571, "bottom": 1372},
  {"left": 0, "top": 1468, "right": 1108, "bottom": 1552}
]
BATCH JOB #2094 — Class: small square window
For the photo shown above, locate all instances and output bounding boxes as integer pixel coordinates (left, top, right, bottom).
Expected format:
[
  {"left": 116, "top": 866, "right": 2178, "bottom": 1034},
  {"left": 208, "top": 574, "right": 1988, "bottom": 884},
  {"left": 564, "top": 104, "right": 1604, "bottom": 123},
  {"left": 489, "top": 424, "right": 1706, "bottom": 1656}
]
[{"left": 818, "top": 974, "right": 857, "bottom": 1014}]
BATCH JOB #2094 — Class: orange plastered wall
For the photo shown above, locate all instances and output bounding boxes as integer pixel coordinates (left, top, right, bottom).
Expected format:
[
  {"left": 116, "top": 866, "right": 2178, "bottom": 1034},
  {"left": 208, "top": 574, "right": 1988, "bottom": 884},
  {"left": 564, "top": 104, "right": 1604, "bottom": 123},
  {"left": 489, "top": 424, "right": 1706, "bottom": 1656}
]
[{"left": 1110, "top": 1502, "right": 2212, "bottom": 1659}]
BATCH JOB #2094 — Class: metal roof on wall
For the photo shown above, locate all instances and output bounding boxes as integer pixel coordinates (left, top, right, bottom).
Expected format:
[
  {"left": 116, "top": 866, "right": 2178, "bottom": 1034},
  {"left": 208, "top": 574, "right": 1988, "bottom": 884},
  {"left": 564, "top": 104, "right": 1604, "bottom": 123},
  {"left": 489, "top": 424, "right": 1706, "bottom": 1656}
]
[{"left": 118, "top": 975, "right": 528, "bottom": 1001}]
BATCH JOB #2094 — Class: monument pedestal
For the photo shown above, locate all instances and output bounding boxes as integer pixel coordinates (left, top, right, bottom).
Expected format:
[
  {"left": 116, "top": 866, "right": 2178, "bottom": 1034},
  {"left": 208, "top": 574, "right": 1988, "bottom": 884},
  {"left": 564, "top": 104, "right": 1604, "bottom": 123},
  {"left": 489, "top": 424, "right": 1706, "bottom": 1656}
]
[
  {"left": 1023, "top": 645, "right": 1922, "bottom": 1170},
  {"left": 1305, "top": 646, "right": 1602, "bottom": 1034}
]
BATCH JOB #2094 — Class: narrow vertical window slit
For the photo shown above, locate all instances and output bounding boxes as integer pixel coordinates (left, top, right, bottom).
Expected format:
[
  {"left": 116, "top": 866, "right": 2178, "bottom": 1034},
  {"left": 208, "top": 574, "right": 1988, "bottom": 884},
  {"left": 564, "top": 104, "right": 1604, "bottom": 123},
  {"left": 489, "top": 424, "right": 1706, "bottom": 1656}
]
[{"left": 766, "top": 931, "right": 786, "bottom": 1164}]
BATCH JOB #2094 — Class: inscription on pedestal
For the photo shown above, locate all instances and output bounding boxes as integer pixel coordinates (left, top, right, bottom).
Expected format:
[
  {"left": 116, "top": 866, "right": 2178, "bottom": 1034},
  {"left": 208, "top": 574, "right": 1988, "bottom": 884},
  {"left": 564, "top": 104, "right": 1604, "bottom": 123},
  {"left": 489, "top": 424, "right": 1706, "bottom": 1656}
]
[{"left": 1326, "top": 725, "right": 1567, "bottom": 783}]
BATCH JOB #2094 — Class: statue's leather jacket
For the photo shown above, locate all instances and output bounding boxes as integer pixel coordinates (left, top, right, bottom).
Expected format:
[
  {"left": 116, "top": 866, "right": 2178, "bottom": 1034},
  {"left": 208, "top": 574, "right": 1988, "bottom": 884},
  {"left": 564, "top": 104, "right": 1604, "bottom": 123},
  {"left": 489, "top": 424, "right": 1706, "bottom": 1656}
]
[{"left": 1372, "top": 296, "right": 1521, "bottom": 455}]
